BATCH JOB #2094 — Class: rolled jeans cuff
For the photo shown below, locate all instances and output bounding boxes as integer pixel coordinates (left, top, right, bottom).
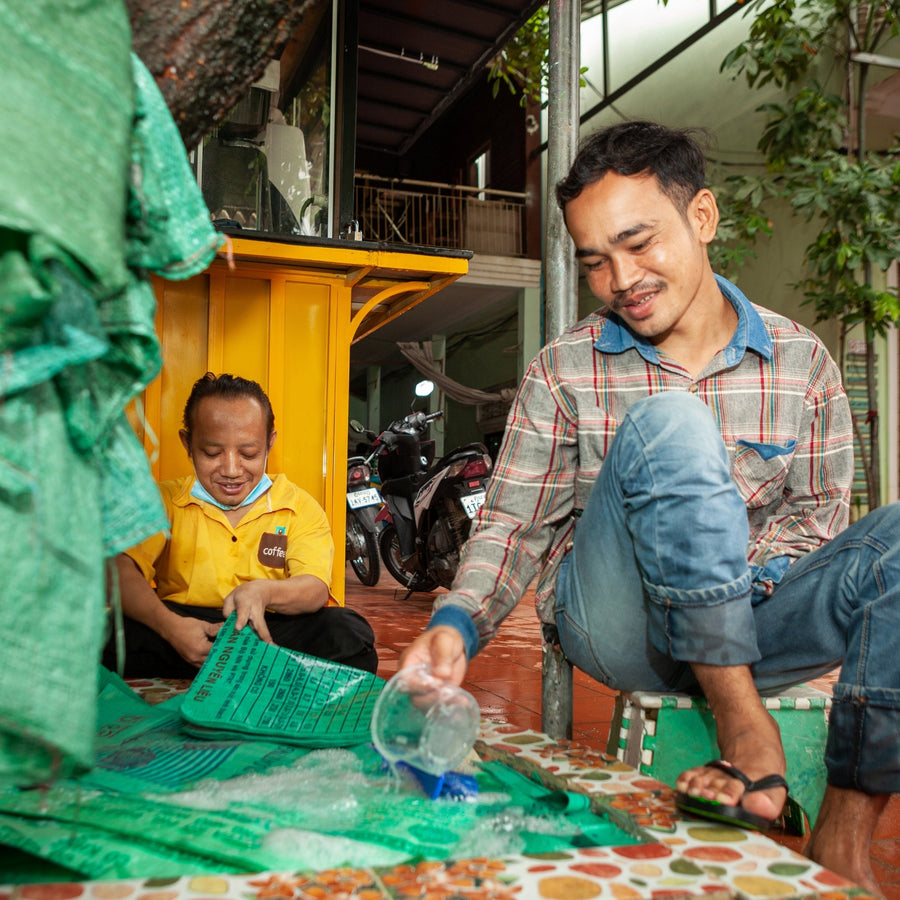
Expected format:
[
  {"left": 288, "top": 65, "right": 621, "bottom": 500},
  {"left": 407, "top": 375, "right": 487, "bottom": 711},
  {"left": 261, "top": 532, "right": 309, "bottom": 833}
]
[
  {"left": 644, "top": 571, "right": 761, "bottom": 666},
  {"left": 826, "top": 684, "right": 900, "bottom": 794}
]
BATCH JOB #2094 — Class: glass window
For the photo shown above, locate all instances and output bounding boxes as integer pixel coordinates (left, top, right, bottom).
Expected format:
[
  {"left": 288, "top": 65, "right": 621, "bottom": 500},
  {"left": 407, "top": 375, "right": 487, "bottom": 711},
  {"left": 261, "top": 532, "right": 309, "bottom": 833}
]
[{"left": 194, "top": 0, "right": 334, "bottom": 239}]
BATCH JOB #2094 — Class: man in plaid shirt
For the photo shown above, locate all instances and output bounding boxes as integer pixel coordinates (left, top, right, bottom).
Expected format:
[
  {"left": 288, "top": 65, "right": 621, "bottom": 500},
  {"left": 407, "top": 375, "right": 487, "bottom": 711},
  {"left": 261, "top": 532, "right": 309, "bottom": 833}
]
[{"left": 400, "top": 120, "right": 900, "bottom": 891}]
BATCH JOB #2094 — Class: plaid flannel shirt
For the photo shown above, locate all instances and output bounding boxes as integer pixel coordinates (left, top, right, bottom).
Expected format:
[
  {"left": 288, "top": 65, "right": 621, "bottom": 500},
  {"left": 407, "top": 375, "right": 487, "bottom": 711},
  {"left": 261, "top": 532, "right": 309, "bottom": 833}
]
[{"left": 432, "top": 276, "right": 854, "bottom": 655}]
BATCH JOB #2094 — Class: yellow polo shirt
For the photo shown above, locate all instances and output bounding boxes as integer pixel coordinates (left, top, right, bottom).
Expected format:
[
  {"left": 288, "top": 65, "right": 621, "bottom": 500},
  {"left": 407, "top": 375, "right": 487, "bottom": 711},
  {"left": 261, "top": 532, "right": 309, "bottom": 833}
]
[{"left": 126, "top": 474, "right": 337, "bottom": 607}]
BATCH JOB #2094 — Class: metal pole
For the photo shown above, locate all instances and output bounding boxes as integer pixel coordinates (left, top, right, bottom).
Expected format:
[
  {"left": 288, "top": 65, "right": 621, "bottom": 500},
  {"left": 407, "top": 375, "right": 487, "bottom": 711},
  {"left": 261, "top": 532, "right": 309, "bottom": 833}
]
[
  {"left": 542, "top": 0, "right": 579, "bottom": 741},
  {"left": 545, "top": 0, "right": 580, "bottom": 342}
]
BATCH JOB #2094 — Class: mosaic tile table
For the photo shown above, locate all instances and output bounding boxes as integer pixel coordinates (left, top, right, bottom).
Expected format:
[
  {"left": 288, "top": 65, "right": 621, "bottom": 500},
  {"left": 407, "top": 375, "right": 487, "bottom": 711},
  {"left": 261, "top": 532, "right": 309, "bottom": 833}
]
[{"left": 0, "top": 680, "right": 876, "bottom": 900}]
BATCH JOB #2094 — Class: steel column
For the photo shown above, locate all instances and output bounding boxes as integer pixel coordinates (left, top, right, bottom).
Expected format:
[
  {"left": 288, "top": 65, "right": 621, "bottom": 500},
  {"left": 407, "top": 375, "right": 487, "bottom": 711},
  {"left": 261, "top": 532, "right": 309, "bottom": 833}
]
[{"left": 545, "top": 0, "right": 580, "bottom": 344}]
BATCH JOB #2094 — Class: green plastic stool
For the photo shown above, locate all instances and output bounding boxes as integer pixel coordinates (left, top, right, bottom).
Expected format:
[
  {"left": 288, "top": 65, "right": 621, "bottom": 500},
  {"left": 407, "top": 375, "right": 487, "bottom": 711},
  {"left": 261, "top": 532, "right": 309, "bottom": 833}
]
[{"left": 610, "top": 686, "right": 832, "bottom": 827}]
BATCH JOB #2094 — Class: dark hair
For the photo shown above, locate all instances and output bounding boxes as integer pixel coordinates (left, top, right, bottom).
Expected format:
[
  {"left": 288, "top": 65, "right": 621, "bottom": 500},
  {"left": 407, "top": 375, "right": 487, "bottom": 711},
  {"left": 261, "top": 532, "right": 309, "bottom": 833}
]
[
  {"left": 555, "top": 120, "right": 710, "bottom": 216},
  {"left": 182, "top": 372, "right": 275, "bottom": 442}
]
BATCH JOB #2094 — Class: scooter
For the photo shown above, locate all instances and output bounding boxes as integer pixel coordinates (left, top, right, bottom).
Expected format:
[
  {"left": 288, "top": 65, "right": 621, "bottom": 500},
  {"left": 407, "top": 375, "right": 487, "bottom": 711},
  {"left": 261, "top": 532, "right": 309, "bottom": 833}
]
[
  {"left": 373, "top": 382, "right": 493, "bottom": 594},
  {"left": 345, "top": 421, "right": 382, "bottom": 586}
]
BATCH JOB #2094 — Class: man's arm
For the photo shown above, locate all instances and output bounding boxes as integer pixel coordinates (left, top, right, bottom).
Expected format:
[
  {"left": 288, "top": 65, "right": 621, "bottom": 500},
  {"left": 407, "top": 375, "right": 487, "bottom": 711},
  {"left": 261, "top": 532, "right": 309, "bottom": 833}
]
[
  {"left": 223, "top": 483, "right": 334, "bottom": 641},
  {"left": 403, "top": 349, "right": 581, "bottom": 675},
  {"left": 115, "top": 553, "right": 222, "bottom": 668}
]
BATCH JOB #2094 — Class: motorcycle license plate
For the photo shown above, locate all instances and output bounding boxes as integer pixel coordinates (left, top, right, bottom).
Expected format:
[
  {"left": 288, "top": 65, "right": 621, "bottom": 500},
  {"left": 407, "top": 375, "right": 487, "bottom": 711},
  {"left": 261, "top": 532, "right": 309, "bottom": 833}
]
[
  {"left": 460, "top": 490, "right": 486, "bottom": 519},
  {"left": 348, "top": 487, "right": 382, "bottom": 509}
]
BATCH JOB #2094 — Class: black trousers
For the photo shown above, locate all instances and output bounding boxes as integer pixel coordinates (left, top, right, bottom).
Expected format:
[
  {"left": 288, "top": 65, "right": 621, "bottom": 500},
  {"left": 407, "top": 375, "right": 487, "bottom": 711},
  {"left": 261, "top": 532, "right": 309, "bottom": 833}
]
[{"left": 102, "top": 602, "right": 379, "bottom": 678}]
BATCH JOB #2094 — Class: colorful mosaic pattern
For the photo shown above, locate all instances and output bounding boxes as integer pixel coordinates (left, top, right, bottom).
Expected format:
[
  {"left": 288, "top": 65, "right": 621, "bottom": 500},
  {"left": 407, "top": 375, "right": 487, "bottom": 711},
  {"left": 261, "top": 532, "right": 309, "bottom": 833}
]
[
  {"left": 0, "top": 682, "right": 880, "bottom": 900},
  {"left": 0, "top": 858, "right": 877, "bottom": 900},
  {"left": 126, "top": 680, "right": 191, "bottom": 706}
]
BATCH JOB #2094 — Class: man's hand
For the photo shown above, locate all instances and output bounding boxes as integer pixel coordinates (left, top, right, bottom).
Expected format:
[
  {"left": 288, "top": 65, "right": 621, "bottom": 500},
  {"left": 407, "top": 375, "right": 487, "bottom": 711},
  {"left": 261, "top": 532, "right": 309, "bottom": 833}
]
[
  {"left": 161, "top": 615, "right": 222, "bottom": 669},
  {"left": 221, "top": 580, "right": 275, "bottom": 644},
  {"left": 116, "top": 553, "right": 221, "bottom": 669},
  {"left": 399, "top": 625, "right": 468, "bottom": 686}
]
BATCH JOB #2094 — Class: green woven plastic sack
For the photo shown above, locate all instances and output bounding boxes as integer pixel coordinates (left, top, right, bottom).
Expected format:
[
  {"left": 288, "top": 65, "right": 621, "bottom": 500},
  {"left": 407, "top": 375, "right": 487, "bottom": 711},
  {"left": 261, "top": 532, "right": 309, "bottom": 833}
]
[
  {"left": 128, "top": 55, "right": 224, "bottom": 278},
  {"left": 0, "top": 0, "right": 222, "bottom": 787},
  {"left": 0, "top": 0, "right": 133, "bottom": 312},
  {"left": 180, "top": 615, "right": 387, "bottom": 747}
]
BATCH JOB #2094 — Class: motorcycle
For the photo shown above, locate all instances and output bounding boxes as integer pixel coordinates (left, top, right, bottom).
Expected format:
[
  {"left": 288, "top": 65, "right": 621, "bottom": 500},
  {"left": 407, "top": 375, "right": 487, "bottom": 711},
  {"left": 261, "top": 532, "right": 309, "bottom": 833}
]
[
  {"left": 373, "top": 383, "right": 493, "bottom": 594},
  {"left": 345, "top": 421, "right": 382, "bottom": 586}
]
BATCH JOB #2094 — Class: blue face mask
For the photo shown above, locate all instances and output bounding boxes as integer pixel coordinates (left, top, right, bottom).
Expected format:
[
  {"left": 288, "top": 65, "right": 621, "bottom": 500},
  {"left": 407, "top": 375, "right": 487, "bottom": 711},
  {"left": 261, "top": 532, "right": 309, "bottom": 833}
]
[{"left": 190, "top": 473, "right": 273, "bottom": 511}]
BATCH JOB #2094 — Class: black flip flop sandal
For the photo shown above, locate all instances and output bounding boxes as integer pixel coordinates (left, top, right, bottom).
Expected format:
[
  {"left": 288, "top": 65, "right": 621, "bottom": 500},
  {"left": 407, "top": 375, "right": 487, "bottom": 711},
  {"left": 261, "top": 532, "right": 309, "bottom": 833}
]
[{"left": 674, "top": 758, "right": 789, "bottom": 832}]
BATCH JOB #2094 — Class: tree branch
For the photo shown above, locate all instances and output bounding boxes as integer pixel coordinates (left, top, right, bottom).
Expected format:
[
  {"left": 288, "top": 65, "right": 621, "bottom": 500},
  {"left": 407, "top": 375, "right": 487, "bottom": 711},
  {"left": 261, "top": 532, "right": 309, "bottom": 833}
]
[{"left": 127, "top": 0, "right": 319, "bottom": 149}]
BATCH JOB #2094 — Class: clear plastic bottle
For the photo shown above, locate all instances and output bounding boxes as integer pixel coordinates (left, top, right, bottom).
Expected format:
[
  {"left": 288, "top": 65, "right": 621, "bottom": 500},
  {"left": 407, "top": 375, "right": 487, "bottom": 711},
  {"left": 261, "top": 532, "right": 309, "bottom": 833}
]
[{"left": 371, "top": 663, "right": 480, "bottom": 776}]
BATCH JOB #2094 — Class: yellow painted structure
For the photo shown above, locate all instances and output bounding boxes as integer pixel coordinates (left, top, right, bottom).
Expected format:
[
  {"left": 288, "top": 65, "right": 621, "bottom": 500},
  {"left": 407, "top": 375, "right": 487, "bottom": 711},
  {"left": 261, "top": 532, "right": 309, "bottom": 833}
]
[{"left": 132, "top": 237, "right": 468, "bottom": 603}]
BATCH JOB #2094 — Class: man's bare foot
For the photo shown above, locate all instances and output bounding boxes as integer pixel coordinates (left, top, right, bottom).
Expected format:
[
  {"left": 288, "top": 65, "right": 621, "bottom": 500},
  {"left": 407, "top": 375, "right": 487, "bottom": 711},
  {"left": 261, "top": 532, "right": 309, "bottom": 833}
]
[
  {"left": 676, "top": 707, "right": 787, "bottom": 823},
  {"left": 677, "top": 664, "right": 787, "bottom": 824},
  {"left": 804, "top": 786, "right": 887, "bottom": 896}
]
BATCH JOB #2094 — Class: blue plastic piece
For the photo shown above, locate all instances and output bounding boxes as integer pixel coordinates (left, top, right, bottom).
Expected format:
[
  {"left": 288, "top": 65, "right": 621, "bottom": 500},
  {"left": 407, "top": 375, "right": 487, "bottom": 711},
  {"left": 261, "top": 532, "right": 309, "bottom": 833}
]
[{"left": 393, "top": 760, "right": 479, "bottom": 800}]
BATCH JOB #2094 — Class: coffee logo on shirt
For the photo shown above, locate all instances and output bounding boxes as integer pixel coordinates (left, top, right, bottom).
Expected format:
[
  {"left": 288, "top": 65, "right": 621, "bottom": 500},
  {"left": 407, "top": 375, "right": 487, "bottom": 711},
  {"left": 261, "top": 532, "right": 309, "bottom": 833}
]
[{"left": 258, "top": 531, "right": 288, "bottom": 568}]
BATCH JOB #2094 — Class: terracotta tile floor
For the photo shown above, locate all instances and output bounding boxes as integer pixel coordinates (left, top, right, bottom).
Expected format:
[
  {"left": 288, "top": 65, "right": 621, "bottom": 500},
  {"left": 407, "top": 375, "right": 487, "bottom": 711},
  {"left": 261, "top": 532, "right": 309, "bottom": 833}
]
[{"left": 346, "top": 565, "right": 900, "bottom": 899}]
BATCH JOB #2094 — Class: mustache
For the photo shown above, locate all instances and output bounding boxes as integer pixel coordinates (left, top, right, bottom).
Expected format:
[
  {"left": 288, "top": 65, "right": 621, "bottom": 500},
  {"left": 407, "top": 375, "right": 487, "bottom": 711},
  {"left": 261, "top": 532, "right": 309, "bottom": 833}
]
[{"left": 611, "top": 280, "right": 666, "bottom": 310}]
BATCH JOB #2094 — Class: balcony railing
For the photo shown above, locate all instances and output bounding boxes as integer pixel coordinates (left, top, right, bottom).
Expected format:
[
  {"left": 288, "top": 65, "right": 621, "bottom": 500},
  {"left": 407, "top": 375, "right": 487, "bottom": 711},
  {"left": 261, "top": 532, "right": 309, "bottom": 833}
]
[{"left": 354, "top": 175, "right": 526, "bottom": 256}]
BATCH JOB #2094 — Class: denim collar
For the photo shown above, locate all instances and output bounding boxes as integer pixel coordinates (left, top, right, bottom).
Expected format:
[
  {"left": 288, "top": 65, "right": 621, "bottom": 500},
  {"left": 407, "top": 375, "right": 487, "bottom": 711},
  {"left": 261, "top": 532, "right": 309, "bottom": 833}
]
[{"left": 593, "top": 274, "right": 773, "bottom": 366}]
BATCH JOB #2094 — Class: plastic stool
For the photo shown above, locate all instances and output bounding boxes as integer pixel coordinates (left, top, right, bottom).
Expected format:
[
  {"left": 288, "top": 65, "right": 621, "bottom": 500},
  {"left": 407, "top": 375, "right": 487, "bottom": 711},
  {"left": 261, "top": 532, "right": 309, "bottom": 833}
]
[{"left": 612, "top": 686, "right": 832, "bottom": 825}]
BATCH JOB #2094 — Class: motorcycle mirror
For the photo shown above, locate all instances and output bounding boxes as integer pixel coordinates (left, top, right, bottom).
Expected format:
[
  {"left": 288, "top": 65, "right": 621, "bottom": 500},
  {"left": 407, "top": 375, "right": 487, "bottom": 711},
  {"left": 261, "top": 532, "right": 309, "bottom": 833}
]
[
  {"left": 414, "top": 379, "right": 435, "bottom": 398},
  {"left": 349, "top": 419, "right": 366, "bottom": 433}
]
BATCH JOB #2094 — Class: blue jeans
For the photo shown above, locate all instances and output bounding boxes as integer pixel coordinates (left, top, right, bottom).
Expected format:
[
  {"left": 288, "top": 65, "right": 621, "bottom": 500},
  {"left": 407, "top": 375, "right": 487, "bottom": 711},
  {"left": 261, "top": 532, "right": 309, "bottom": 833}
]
[{"left": 555, "top": 392, "right": 900, "bottom": 794}]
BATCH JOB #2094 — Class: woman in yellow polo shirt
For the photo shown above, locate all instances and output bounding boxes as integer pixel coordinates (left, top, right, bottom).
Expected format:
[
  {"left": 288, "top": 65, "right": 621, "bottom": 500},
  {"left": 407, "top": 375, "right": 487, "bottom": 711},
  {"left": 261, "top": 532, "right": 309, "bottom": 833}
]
[{"left": 103, "top": 373, "right": 377, "bottom": 677}]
